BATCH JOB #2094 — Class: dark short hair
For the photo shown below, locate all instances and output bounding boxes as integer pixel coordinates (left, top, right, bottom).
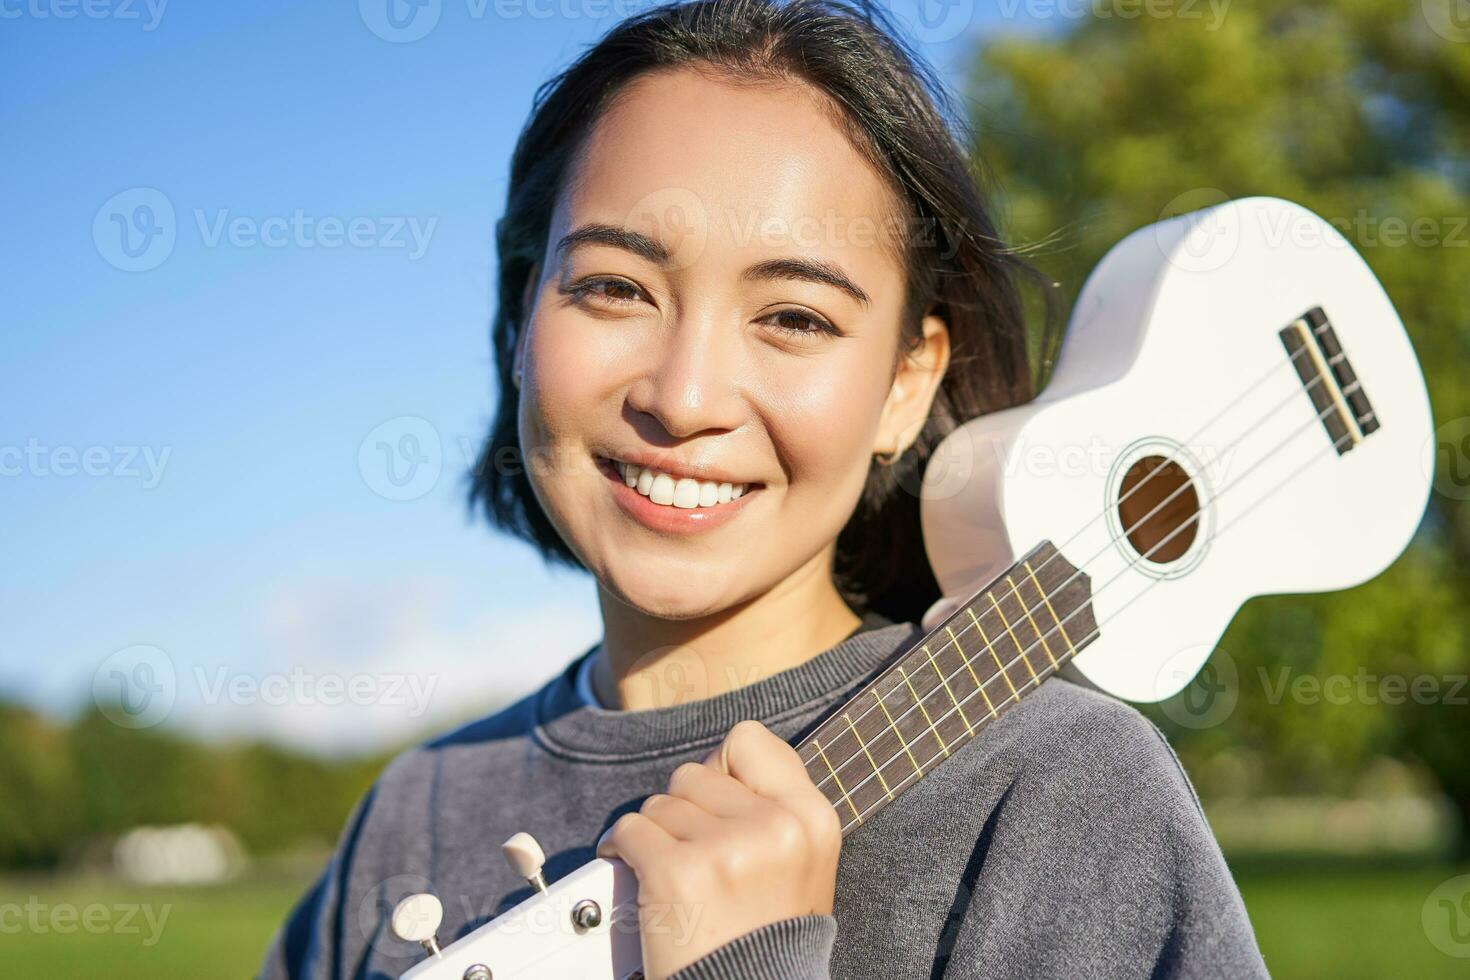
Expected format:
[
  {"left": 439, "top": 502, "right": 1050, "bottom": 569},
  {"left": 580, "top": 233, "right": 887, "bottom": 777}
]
[{"left": 468, "top": 0, "right": 1061, "bottom": 625}]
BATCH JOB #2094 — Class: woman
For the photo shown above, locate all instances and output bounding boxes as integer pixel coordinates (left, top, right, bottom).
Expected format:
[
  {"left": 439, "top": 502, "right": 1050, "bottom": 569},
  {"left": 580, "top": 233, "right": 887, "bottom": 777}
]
[{"left": 260, "top": 1, "right": 1268, "bottom": 977}]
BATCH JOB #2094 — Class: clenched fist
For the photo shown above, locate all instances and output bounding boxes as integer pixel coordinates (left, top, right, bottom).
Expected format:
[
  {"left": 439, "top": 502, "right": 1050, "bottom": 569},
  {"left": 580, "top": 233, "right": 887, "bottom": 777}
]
[{"left": 596, "top": 719, "right": 842, "bottom": 979}]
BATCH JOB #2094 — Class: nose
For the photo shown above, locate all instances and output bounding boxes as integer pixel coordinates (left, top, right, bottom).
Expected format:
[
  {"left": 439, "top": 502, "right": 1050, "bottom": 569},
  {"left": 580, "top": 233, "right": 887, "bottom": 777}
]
[{"left": 625, "top": 314, "right": 748, "bottom": 439}]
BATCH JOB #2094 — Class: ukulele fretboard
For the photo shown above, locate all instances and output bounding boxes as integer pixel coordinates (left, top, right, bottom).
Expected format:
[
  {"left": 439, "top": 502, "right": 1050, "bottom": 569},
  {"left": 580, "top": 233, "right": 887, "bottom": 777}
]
[{"left": 797, "top": 540, "right": 1098, "bottom": 835}]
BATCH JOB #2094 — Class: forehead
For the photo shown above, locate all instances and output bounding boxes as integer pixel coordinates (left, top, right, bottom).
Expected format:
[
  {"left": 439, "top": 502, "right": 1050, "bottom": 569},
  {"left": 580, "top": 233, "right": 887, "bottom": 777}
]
[{"left": 556, "top": 67, "right": 906, "bottom": 284}]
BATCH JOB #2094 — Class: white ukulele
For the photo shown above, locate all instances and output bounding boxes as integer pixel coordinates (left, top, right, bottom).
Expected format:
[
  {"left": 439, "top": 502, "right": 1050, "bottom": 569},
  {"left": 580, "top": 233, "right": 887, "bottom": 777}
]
[{"left": 388, "top": 196, "right": 1434, "bottom": 979}]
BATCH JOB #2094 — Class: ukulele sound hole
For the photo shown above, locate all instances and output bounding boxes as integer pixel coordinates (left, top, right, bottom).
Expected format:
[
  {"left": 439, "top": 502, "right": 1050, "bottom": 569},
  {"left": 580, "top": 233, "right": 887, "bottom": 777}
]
[{"left": 1117, "top": 455, "right": 1199, "bottom": 564}]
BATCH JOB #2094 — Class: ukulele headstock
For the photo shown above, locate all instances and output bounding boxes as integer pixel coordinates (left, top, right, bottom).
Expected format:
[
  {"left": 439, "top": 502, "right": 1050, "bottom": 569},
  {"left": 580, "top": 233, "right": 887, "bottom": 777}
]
[{"left": 393, "top": 832, "right": 642, "bottom": 980}]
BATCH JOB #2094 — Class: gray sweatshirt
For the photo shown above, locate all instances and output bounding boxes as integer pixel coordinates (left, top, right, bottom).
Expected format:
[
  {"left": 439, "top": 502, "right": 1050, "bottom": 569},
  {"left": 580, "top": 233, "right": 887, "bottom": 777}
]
[{"left": 258, "top": 611, "right": 1270, "bottom": 979}]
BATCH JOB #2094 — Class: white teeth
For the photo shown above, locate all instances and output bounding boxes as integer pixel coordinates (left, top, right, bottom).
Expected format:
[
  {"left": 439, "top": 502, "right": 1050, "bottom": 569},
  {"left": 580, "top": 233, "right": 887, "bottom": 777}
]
[{"left": 613, "top": 459, "right": 751, "bottom": 509}]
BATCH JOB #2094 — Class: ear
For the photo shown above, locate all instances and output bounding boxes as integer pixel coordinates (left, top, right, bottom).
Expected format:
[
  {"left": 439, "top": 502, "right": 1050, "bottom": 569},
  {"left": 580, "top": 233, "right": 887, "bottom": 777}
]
[
  {"left": 874, "top": 310, "right": 950, "bottom": 457},
  {"left": 512, "top": 261, "right": 540, "bottom": 389}
]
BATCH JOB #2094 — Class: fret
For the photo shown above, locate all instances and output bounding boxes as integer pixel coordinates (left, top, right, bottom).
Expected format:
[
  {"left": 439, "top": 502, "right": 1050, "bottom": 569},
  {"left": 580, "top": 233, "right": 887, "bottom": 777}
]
[
  {"left": 874, "top": 686, "right": 923, "bottom": 778},
  {"left": 923, "top": 643, "right": 975, "bottom": 735},
  {"left": 843, "top": 712, "right": 892, "bottom": 800},
  {"left": 1025, "top": 559, "right": 1075, "bottom": 660},
  {"left": 989, "top": 585, "right": 1039, "bottom": 683},
  {"left": 945, "top": 624, "right": 997, "bottom": 720},
  {"left": 898, "top": 664, "right": 949, "bottom": 758},
  {"left": 795, "top": 540, "right": 1099, "bottom": 837},
  {"left": 1012, "top": 568, "right": 1059, "bottom": 669},
  {"left": 940, "top": 628, "right": 999, "bottom": 719},
  {"left": 811, "top": 735, "right": 861, "bottom": 824},
  {"left": 969, "top": 603, "right": 1021, "bottom": 698}
]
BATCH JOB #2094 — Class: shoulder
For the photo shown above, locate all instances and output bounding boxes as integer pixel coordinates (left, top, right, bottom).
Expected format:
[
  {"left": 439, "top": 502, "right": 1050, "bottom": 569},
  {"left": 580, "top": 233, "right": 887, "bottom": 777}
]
[
  {"left": 937, "top": 679, "right": 1267, "bottom": 977},
  {"left": 374, "top": 682, "right": 548, "bottom": 799},
  {"left": 972, "top": 677, "right": 1215, "bottom": 845}
]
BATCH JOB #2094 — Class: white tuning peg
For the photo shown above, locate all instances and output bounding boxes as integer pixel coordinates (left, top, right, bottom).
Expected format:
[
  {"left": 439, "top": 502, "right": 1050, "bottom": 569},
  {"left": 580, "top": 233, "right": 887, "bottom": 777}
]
[
  {"left": 502, "top": 831, "right": 549, "bottom": 892},
  {"left": 390, "top": 892, "right": 444, "bottom": 958}
]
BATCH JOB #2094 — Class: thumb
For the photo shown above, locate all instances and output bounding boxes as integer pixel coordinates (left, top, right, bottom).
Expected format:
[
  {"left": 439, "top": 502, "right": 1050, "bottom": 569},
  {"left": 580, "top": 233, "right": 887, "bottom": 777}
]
[{"left": 922, "top": 594, "right": 963, "bottom": 632}]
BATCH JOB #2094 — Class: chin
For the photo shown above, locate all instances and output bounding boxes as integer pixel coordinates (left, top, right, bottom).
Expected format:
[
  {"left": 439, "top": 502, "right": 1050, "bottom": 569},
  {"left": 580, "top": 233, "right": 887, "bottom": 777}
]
[{"left": 603, "top": 565, "right": 741, "bottom": 622}]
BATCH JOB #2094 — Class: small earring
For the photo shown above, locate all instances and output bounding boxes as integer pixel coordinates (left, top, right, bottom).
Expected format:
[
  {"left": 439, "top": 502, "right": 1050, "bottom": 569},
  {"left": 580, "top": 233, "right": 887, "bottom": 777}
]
[{"left": 874, "top": 445, "right": 902, "bottom": 466}]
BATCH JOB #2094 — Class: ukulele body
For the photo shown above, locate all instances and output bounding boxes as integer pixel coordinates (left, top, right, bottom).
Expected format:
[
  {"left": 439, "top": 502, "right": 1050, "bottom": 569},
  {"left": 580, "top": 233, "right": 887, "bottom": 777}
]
[{"left": 921, "top": 195, "right": 1434, "bottom": 701}]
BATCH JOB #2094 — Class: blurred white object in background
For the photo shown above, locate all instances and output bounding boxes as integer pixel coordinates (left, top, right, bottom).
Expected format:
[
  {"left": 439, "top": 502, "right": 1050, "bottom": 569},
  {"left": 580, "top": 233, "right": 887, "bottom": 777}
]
[{"left": 113, "top": 822, "right": 247, "bottom": 885}]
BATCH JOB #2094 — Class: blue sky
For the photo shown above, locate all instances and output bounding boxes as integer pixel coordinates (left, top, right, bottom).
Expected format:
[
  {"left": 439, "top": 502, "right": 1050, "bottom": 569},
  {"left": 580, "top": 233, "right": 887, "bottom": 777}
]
[{"left": 0, "top": 0, "right": 1048, "bottom": 754}]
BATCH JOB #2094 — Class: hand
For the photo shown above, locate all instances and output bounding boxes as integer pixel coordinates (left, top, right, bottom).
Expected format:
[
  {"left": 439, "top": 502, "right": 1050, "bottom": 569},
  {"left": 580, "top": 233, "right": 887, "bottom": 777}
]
[{"left": 596, "top": 719, "right": 842, "bottom": 979}]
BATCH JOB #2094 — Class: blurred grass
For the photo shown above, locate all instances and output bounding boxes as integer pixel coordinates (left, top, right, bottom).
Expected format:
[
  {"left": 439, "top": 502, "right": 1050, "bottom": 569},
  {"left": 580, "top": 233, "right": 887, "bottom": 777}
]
[
  {"left": 0, "top": 869, "right": 305, "bottom": 978},
  {"left": 1234, "top": 859, "right": 1470, "bottom": 979},
  {"left": 2, "top": 862, "right": 1467, "bottom": 977}
]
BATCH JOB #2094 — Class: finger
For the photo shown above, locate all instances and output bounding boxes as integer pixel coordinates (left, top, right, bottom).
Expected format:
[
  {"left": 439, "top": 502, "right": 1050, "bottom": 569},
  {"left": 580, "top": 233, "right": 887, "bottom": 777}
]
[
  {"left": 595, "top": 812, "right": 677, "bottom": 877},
  {"left": 637, "top": 792, "right": 721, "bottom": 842},
  {"left": 720, "top": 719, "right": 819, "bottom": 806},
  {"left": 666, "top": 759, "right": 763, "bottom": 819},
  {"left": 923, "top": 594, "right": 962, "bottom": 632}
]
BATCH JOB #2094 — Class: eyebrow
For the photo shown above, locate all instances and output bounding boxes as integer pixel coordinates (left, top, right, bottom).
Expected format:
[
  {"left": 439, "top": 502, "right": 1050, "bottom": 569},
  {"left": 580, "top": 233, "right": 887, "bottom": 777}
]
[
  {"left": 556, "top": 223, "right": 669, "bottom": 265},
  {"left": 555, "top": 222, "right": 872, "bottom": 308}
]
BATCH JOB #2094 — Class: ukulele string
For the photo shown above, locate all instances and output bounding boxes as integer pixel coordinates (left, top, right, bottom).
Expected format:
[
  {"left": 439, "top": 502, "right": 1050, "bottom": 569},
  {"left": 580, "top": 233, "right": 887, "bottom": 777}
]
[
  {"left": 807, "top": 378, "right": 1364, "bottom": 796},
  {"left": 801, "top": 331, "right": 1344, "bottom": 774},
  {"left": 833, "top": 413, "right": 1362, "bottom": 830},
  {"left": 810, "top": 379, "right": 1360, "bottom": 790},
  {"left": 797, "top": 329, "right": 1331, "bottom": 768}
]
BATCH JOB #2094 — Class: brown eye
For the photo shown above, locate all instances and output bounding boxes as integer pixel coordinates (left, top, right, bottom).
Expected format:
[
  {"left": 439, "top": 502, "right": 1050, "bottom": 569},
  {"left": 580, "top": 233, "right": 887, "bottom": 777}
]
[
  {"left": 572, "top": 277, "right": 644, "bottom": 305},
  {"left": 764, "top": 308, "right": 838, "bottom": 339}
]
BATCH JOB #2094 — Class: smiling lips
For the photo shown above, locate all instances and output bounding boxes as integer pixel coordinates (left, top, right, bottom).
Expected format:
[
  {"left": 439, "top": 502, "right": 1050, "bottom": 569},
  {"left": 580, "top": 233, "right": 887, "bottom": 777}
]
[
  {"left": 611, "top": 458, "right": 753, "bottom": 509},
  {"left": 596, "top": 455, "right": 762, "bottom": 534}
]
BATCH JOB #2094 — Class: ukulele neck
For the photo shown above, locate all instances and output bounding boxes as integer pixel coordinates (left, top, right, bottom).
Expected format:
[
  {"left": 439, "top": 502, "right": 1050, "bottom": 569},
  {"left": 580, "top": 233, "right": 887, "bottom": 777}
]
[{"left": 797, "top": 540, "right": 1099, "bottom": 836}]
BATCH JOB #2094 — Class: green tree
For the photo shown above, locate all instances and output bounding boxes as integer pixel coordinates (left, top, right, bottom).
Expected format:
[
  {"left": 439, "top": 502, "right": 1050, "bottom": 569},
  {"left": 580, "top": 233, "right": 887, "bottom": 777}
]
[{"left": 967, "top": 0, "right": 1470, "bottom": 849}]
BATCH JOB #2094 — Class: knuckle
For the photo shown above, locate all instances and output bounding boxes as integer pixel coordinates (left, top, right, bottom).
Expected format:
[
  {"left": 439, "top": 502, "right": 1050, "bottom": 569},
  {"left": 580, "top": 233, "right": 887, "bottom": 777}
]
[
  {"left": 669, "top": 761, "right": 706, "bottom": 794},
  {"left": 768, "top": 809, "right": 806, "bottom": 852},
  {"left": 730, "top": 719, "right": 767, "bottom": 744},
  {"left": 711, "top": 842, "right": 750, "bottom": 881},
  {"left": 812, "top": 800, "right": 842, "bottom": 842},
  {"left": 639, "top": 793, "right": 670, "bottom": 816}
]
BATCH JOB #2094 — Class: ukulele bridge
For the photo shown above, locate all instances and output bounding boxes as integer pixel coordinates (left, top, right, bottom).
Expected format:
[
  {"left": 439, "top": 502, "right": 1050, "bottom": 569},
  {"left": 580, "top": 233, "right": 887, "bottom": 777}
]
[{"left": 1278, "top": 306, "right": 1380, "bottom": 454}]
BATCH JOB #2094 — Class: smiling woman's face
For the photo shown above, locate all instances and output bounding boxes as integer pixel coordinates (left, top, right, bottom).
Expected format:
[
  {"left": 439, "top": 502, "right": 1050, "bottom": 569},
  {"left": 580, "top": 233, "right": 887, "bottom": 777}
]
[{"left": 516, "top": 66, "right": 947, "bottom": 621}]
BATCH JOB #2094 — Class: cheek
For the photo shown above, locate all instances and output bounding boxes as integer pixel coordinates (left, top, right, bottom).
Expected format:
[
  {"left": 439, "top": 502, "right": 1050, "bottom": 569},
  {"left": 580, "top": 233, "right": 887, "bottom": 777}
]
[
  {"left": 522, "top": 313, "right": 616, "bottom": 444},
  {"left": 766, "top": 358, "right": 887, "bottom": 490}
]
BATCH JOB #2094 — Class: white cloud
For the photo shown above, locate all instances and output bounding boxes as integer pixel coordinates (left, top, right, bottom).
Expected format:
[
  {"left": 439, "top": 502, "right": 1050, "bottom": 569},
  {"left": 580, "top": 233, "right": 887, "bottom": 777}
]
[{"left": 169, "top": 574, "right": 601, "bottom": 755}]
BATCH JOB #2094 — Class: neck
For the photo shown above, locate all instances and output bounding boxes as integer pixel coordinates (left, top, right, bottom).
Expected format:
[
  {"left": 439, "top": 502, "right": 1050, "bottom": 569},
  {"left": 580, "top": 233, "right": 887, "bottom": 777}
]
[{"left": 592, "top": 546, "right": 863, "bottom": 711}]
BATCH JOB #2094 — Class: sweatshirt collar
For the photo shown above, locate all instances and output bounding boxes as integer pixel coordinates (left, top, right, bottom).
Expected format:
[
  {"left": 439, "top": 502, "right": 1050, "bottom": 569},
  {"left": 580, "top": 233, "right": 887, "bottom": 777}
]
[{"left": 533, "top": 610, "right": 916, "bottom": 761}]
